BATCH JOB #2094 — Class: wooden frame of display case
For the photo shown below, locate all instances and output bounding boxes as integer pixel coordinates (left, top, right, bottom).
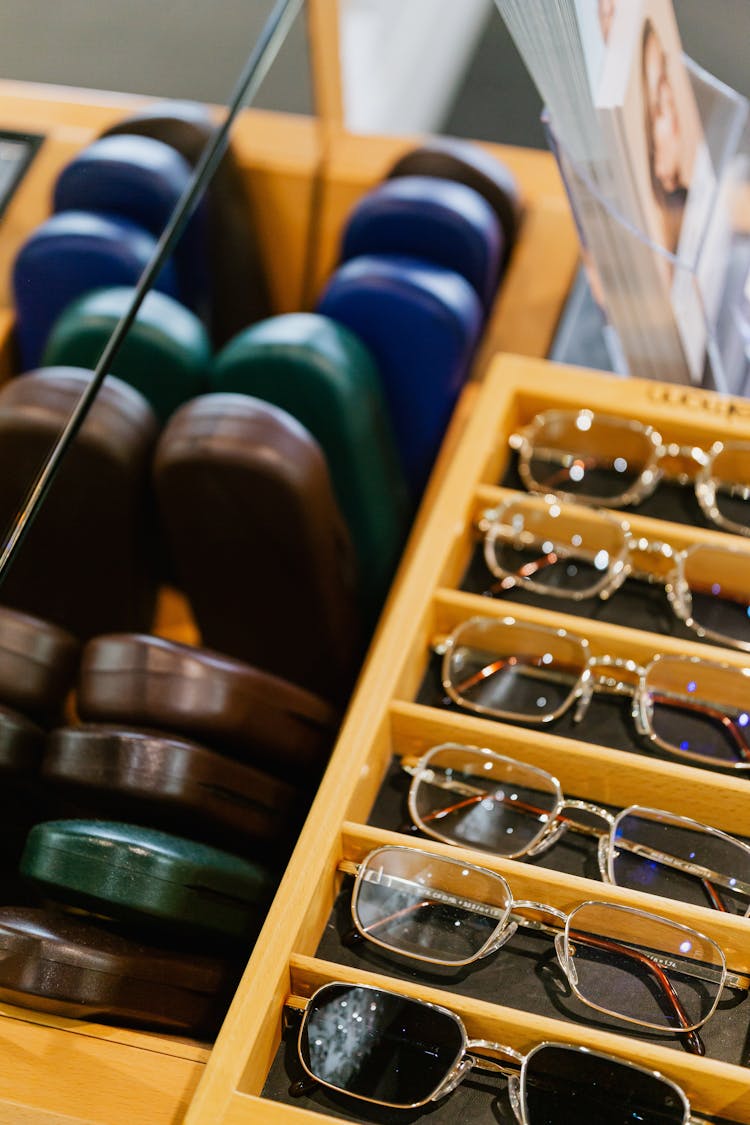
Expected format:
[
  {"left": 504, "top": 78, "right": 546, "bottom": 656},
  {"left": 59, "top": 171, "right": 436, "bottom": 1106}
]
[{"left": 185, "top": 355, "right": 750, "bottom": 1125}]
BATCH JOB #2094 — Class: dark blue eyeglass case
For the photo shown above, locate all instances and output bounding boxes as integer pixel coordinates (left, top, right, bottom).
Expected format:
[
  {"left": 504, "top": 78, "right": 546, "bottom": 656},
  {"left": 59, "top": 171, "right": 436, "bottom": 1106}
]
[
  {"left": 386, "top": 137, "right": 523, "bottom": 262},
  {"left": 53, "top": 134, "right": 208, "bottom": 316},
  {"left": 340, "top": 175, "right": 503, "bottom": 309},
  {"left": 12, "top": 210, "right": 178, "bottom": 369},
  {"left": 316, "top": 254, "right": 483, "bottom": 498}
]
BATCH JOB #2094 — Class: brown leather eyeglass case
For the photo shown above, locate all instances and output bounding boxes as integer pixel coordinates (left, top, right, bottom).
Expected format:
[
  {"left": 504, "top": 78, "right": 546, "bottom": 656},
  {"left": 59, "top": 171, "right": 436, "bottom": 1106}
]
[
  {"left": 0, "top": 605, "right": 79, "bottom": 722},
  {"left": 153, "top": 394, "right": 361, "bottom": 702},
  {"left": 76, "top": 633, "right": 338, "bottom": 778},
  {"left": 0, "top": 368, "right": 159, "bottom": 639}
]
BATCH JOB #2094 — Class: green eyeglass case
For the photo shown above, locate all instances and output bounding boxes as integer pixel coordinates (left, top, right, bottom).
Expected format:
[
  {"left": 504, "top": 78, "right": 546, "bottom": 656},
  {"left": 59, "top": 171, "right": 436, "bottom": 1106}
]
[
  {"left": 76, "top": 633, "right": 338, "bottom": 777},
  {"left": 210, "top": 313, "right": 409, "bottom": 623},
  {"left": 20, "top": 820, "right": 275, "bottom": 942},
  {"left": 153, "top": 394, "right": 361, "bottom": 702},
  {"left": 0, "top": 605, "right": 79, "bottom": 722},
  {"left": 0, "top": 906, "right": 238, "bottom": 1033},
  {"left": 0, "top": 368, "right": 158, "bottom": 639},
  {"left": 42, "top": 724, "right": 305, "bottom": 854},
  {"left": 42, "top": 287, "right": 211, "bottom": 424}
]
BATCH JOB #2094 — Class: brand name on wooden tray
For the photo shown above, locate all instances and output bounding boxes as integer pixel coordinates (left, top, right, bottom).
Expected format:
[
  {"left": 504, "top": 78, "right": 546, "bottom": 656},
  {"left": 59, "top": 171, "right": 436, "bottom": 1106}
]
[{"left": 646, "top": 385, "right": 750, "bottom": 422}]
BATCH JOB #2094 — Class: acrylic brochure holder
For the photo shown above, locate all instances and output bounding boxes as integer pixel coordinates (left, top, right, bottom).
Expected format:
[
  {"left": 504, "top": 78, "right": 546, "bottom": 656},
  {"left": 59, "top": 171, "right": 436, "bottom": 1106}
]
[{"left": 546, "top": 57, "right": 750, "bottom": 397}]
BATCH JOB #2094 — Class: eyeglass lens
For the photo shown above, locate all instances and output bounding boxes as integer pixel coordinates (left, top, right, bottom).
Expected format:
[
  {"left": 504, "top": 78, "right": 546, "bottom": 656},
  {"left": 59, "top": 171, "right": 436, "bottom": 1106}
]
[
  {"left": 410, "top": 745, "right": 561, "bottom": 856},
  {"left": 681, "top": 544, "right": 750, "bottom": 644},
  {"left": 300, "top": 983, "right": 464, "bottom": 1107},
  {"left": 641, "top": 657, "right": 750, "bottom": 767},
  {"left": 707, "top": 445, "right": 750, "bottom": 534},
  {"left": 444, "top": 618, "right": 585, "bottom": 720},
  {"left": 484, "top": 500, "right": 624, "bottom": 598},
  {"left": 525, "top": 413, "right": 655, "bottom": 503},
  {"left": 522, "top": 1043, "right": 688, "bottom": 1125},
  {"left": 611, "top": 809, "right": 750, "bottom": 915}
]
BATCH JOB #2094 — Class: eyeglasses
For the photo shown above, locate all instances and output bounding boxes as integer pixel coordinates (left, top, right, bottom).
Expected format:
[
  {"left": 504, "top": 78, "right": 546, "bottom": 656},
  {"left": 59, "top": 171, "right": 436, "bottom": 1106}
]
[
  {"left": 476, "top": 494, "right": 750, "bottom": 653},
  {"left": 294, "top": 982, "right": 707, "bottom": 1120},
  {"left": 508, "top": 408, "right": 750, "bottom": 537},
  {"left": 436, "top": 615, "right": 750, "bottom": 772},
  {"left": 404, "top": 743, "right": 750, "bottom": 915},
  {"left": 338, "top": 845, "right": 745, "bottom": 1052}
]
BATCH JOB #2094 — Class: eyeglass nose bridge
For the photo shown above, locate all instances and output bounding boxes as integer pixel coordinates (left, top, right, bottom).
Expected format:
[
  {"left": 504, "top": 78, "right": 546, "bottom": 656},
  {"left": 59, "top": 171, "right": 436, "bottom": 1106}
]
[{"left": 573, "top": 656, "right": 645, "bottom": 722}]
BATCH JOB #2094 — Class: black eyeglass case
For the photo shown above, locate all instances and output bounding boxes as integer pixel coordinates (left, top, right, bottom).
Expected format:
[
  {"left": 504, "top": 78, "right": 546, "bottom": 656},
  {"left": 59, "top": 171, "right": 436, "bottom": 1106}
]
[
  {"left": 42, "top": 724, "right": 306, "bottom": 855},
  {"left": 20, "top": 820, "right": 275, "bottom": 943},
  {"left": 153, "top": 393, "right": 362, "bottom": 703},
  {"left": 0, "top": 906, "right": 239, "bottom": 1034},
  {"left": 76, "top": 633, "right": 338, "bottom": 778},
  {"left": 0, "top": 368, "right": 159, "bottom": 639},
  {"left": 101, "top": 99, "right": 272, "bottom": 344}
]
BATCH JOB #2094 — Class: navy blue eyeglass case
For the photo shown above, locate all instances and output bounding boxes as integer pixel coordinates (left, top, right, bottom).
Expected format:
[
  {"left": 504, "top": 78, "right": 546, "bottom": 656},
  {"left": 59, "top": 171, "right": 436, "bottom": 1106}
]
[
  {"left": 340, "top": 175, "right": 503, "bottom": 309},
  {"left": 316, "top": 254, "right": 483, "bottom": 498},
  {"left": 53, "top": 134, "right": 208, "bottom": 317},
  {"left": 12, "top": 210, "right": 177, "bottom": 369},
  {"left": 386, "top": 137, "right": 523, "bottom": 263}
]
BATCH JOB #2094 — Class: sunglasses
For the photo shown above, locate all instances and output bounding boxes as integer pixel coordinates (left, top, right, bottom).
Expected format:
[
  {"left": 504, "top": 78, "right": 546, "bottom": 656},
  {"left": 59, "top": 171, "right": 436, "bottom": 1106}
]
[
  {"left": 435, "top": 615, "right": 750, "bottom": 771},
  {"left": 476, "top": 494, "right": 750, "bottom": 652},
  {"left": 403, "top": 743, "right": 750, "bottom": 915},
  {"left": 294, "top": 980, "right": 704, "bottom": 1120},
  {"left": 508, "top": 408, "right": 750, "bottom": 537},
  {"left": 338, "top": 845, "right": 745, "bottom": 1052}
]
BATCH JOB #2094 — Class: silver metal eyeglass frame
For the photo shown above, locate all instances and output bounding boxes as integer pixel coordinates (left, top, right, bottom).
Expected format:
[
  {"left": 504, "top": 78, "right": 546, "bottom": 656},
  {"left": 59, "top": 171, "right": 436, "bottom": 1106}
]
[
  {"left": 339, "top": 845, "right": 743, "bottom": 1042},
  {"left": 404, "top": 742, "right": 750, "bottom": 914},
  {"left": 436, "top": 615, "right": 750, "bottom": 772},
  {"left": 476, "top": 494, "right": 750, "bottom": 653},
  {"left": 509, "top": 408, "right": 750, "bottom": 538},
  {"left": 294, "top": 980, "right": 707, "bottom": 1121}
]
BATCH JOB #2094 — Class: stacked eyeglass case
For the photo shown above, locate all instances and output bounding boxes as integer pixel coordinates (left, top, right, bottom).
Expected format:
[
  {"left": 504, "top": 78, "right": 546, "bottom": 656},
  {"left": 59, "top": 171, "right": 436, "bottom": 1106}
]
[{"left": 185, "top": 355, "right": 750, "bottom": 1125}]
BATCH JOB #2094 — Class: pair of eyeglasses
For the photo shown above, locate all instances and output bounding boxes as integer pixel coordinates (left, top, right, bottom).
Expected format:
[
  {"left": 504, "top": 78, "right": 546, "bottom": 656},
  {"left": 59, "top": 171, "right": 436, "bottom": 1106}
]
[
  {"left": 435, "top": 615, "right": 750, "bottom": 771},
  {"left": 293, "top": 980, "right": 712, "bottom": 1119},
  {"left": 403, "top": 743, "right": 750, "bottom": 915},
  {"left": 338, "top": 845, "right": 746, "bottom": 1053},
  {"left": 508, "top": 408, "right": 750, "bottom": 537},
  {"left": 476, "top": 493, "right": 750, "bottom": 653}
]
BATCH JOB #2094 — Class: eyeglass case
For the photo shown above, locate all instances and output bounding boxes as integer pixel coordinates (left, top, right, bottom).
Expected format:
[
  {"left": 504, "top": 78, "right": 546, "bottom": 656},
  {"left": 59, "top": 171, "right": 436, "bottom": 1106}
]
[
  {"left": 42, "top": 724, "right": 306, "bottom": 853},
  {"left": 340, "top": 176, "right": 503, "bottom": 309},
  {"left": 386, "top": 137, "right": 523, "bottom": 261},
  {"left": 53, "top": 134, "right": 207, "bottom": 316},
  {"left": 0, "top": 605, "right": 79, "bottom": 721},
  {"left": 0, "top": 906, "right": 238, "bottom": 1033},
  {"left": 0, "top": 367, "right": 159, "bottom": 639},
  {"left": 0, "top": 705, "right": 45, "bottom": 778},
  {"left": 316, "top": 255, "right": 483, "bottom": 498},
  {"left": 42, "top": 286, "right": 211, "bottom": 424},
  {"left": 20, "top": 820, "right": 275, "bottom": 942},
  {"left": 153, "top": 394, "right": 361, "bottom": 702},
  {"left": 101, "top": 99, "right": 272, "bottom": 344},
  {"left": 76, "top": 633, "right": 338, "bottom": 777},
  {"left": 12, "top": 210, "right": 178, "bottom": 370},
  {"left": 210, "top": 312, "right": 409, "bottom": 624}
]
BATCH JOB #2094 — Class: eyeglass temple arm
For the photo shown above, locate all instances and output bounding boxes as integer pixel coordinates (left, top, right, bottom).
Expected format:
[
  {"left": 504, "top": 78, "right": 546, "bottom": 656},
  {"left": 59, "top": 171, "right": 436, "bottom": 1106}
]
[{"left": 404, "top": 771, "right": 747, "bottom": 900}]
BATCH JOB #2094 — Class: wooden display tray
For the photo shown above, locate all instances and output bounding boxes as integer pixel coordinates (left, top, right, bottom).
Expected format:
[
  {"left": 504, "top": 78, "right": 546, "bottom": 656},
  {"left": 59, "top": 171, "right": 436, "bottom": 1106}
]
[
  {"left": 0, "top": 67, "right": 577, "bottom": 1125},
  {"left": 184, "top": 355, "right": 750, "bottom": 1125}
]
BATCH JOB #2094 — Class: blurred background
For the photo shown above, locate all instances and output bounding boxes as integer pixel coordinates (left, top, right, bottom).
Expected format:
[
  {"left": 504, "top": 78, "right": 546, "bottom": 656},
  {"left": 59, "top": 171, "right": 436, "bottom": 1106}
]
[{"left": 1, "top": 0, "right": 748, "bottom": 144}]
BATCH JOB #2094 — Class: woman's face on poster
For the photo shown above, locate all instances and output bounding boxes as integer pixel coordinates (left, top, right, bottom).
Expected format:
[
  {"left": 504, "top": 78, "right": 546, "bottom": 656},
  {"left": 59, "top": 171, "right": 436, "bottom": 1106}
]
[{"left": 643, "top": 27, "right": 682, "bottom": 192}]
